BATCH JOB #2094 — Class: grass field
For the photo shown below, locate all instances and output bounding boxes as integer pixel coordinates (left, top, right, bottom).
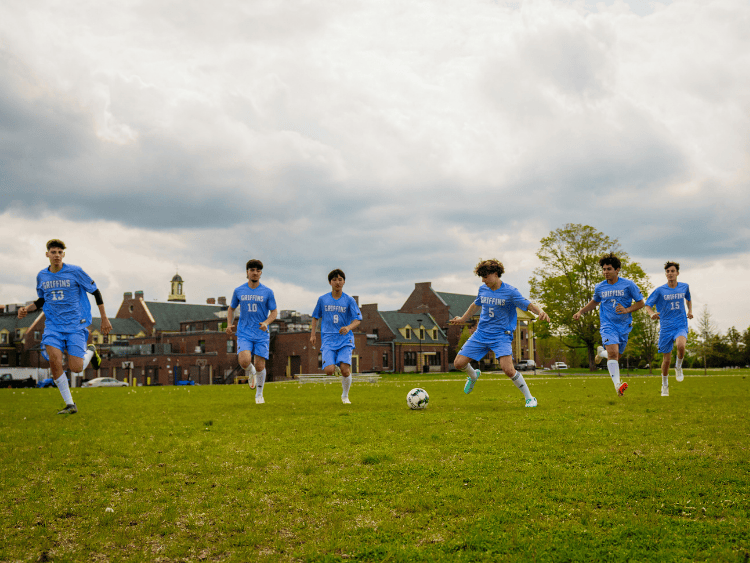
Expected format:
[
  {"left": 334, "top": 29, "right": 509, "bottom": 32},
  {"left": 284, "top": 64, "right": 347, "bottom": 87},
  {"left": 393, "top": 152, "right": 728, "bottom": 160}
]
[{"left": 1, "top": 371, "right": 749, "bottom": 562}]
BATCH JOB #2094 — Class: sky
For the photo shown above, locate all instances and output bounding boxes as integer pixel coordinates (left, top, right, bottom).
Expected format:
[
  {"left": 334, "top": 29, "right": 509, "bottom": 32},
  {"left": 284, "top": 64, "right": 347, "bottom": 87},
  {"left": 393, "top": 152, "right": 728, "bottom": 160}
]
[{"left": 1, "top": 0, "right": 748, "bottom": 333}]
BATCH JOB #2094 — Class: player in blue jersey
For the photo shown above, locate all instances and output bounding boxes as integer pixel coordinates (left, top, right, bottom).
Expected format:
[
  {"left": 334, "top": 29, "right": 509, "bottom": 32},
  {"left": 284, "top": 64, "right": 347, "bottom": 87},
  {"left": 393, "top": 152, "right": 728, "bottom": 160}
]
[
  {"left": 226, "top": 259, "right": 278, "bottom": 404},
  {"left": 309, "top": 269, "right": 362, "bottom": 404},
  {"left": 644, "top": 261, "right": 693, "bottom": 396},
  {"left": 449, "top": 259, "right": 549, "bottom": 407},
  {"left": 17, "top": 239, "right": 111, "bottom": 414},
  {"left": 573, "top": 253, "right": 645, "bottom": 397}
]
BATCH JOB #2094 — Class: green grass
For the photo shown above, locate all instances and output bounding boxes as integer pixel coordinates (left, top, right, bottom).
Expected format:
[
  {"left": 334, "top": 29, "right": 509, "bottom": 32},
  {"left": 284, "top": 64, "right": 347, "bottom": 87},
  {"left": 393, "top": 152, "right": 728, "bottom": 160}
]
[{"left": 1, "top": 373, "right": 749, "bottom": 562}]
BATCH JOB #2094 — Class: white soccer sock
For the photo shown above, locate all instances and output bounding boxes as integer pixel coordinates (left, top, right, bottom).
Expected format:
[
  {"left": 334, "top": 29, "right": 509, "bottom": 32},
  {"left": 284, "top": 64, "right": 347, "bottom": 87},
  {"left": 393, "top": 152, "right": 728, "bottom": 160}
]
[
  {"left": 607, "top": 360, "right": 621, "bottom": 388},
  {"left": 56, "top": 374, "right": 74, "bottom": 405},
  {"left": 510, "top": 371, "right": 532, "bottom": 400},
  {"left": 341, "top": 374, "right": 352, "bottom": 397},
  {"left": 662, "top": 375, "right": 669, "bottom": 387},
  {"left": 464, "top": 363, "right": 478, "bottom": 381},
  {"left": 255, "top": 369, "right": 266, "bottom": 397},
  {"left": 675, "top": 357, "right": 683, "bottom": 369},
  {"left": 82, "top": 348, "right": 94, "bottom": 370}
]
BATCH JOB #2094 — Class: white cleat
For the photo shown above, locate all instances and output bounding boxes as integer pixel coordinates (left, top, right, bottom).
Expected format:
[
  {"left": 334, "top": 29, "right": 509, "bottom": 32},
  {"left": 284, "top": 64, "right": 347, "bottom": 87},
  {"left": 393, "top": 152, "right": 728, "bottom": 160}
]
[
  {"left": 675, "top": 367, "right": 684, "bottom": 382},
  {"left": 525, "top": 397, "right": 538, "bottom": 408},
  {"left": 341, "top": 396, "right": 351, "bottom": 404},
  {"left": 255, "top": 396, "right": 265, "bottom": 404},
  {"left": 661, "top": 385, "right": 669, "bottom": 397}
]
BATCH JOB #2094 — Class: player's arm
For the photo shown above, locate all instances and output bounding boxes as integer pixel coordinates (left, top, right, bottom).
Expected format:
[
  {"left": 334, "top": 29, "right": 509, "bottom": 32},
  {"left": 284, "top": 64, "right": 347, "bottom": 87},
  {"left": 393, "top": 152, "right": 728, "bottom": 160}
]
[
  {"left": 226, "top": 306, "right": 236, "bottom": 336},
  {"left": 450, "top": 303, "right": 481, "bottom": 324},
  {"left": 573, "top": 299, "right": 597, "bottom": 320},
  {"left": 18, "top": 297, "right": 45, "bottom": 319},
  {"left": 617, "top": 299, "right": 645, "bottom": 315},
  {"left": 309, "top": 318, "right": 319, "bottom": 346},
  {"left": 91, "top": 290, "right": 112, "bottom": 335},
  {"left": 686, "top": 300, "right": 693, "bottom": 319},
  {"left": 339, "top": 318, "right": 361, "bottom": 335},
  {"left": 527, "top": 303, "right": 550, "bottom": 323},
  {"left": 644, "top": 304, "right": 660, "bottom": 320},
  {"left": 260, "top": 308, "right": 277, "bottom": 332}
]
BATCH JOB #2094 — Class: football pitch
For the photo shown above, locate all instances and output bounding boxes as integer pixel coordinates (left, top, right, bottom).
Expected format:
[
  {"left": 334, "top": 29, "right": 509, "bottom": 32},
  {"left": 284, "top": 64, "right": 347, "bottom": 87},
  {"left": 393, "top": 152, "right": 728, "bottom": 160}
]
[{"left": 1, "top": 372, "right": 748, "bottom": 562}]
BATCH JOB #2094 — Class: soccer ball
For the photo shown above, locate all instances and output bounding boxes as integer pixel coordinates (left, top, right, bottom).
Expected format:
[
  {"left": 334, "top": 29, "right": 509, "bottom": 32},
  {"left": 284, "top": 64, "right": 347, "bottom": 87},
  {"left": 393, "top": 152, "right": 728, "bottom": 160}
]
[{"left": 407, "top": 388, "right": 429, "bottom": 410}]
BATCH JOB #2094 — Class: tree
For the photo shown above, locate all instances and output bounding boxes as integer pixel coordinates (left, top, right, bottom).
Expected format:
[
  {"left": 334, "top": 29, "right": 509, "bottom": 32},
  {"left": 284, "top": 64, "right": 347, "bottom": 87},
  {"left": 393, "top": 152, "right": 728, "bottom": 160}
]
[
  {"left": 529, "top": 224, "right": 651, "bottom": 370},
  {"left": 630, "top": 308, "right": 659, "bottom": 373},
  {"left": 695, "top": 305, "right": 717, "bottom": 375}
]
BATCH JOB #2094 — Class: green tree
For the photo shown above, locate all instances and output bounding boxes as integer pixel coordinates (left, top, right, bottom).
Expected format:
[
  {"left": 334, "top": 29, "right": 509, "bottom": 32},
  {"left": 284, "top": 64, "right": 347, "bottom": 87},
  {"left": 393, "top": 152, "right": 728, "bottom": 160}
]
[
  {"left": 695, "top": 305, "right": 717, "bottom": 374},
  {"left": 529, "top": 224, "right": 651, "bottom": 370}
]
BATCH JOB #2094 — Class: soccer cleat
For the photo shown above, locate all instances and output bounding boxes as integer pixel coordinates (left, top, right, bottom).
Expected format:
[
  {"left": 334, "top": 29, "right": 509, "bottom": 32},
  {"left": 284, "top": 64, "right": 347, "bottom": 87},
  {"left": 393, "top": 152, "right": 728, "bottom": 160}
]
[
  {"left": 661, "top": 385, "right": 669, "bottom": 397},
  {"left": 255, "top": 396, "right": 265, "bottom": 404},
  {"left": 617, "top": 382, "right": 628, "bottom": 396},
  {"left": 247, "top": 367, "right": 256, "bottom": 389},
  {"left": 334, "top": 365, "right": 343, "bottom": 377},
  {"left": 525, "top": 397, "right": 538, "bottom": 407},
  {"left": 57, "top": 404, "right": 78, "bottom": 415},
  {"left": 675, "top": 367, "right": 684, "bottom": 382},
  {"left": 341, "top": 396, "right": 351, "bottom": 404},
  {"left": 88, "top": 344, "right": 102, "bottom": 370},
  {"left": 249, "top": 363, "right": 257, "bottom": 376},
  {"left": 464, "top": 370, "right": 480, "bottom": 394}
]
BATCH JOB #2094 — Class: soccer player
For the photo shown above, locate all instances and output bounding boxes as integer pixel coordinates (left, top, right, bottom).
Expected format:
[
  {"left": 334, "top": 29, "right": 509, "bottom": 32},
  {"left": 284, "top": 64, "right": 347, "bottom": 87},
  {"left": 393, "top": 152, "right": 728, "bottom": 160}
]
[
  {"left": 644, "top": 261, "right": 693, "bottom": 396},
  {"left": 573, "top": 253, "right": 645, "bottom": 397},
  {"left": 226, "top": 259, "right": 278, "bottom": 404},
  {"left": 309, "top": 269, "right": 362, "bottom": 404},
  {"left": 449, "top": 259, "right": 549, "bottom": 407},
  {"left": 17, "top": 239, "right": 111, "bottom": 414}
]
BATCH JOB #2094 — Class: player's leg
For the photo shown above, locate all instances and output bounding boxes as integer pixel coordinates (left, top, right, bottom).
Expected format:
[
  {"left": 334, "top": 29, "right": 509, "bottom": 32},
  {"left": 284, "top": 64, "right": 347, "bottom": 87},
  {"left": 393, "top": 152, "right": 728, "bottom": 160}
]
[
  {"left": 321, "top": 348, "right": 337, "bottom": 376},
  {"left": 336, "top": 348, "right": 354, "bottom": 404},
  {"left": 455, "top": 337, "right": 484, "bottom": 394},
  {"left": 253, "top": 341, "right": 269, "bottom": 404},
  {"left": 498, "top": 355, "right": 536, "bottom": 407},
  {"left": 674, "top": 333, "right": 688, "bottom": 382},
  {"left": 42, "top": 331, "right": 77, "bottom": 414},
  {"left": 658, "top": 328, "right": 674, "bottom": 396},
  {"left": 69, "top": 329, "right": 94, "bottom": 388},
  {"left": 237, "top": 339, "right": 256, "bottom": 388},
  {"left": 602, "top": 331, "right": 626, "bottom": 395}
]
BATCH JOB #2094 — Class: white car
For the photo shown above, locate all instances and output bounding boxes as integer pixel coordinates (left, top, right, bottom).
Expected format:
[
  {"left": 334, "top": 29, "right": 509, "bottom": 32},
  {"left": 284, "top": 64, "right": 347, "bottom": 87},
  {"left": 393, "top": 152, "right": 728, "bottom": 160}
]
[
  {"left": 83, "top": 377, "right": 129, "bottom": 388},
  {"left": 551, "top": 362, "right": 568, "bottom": 370}
]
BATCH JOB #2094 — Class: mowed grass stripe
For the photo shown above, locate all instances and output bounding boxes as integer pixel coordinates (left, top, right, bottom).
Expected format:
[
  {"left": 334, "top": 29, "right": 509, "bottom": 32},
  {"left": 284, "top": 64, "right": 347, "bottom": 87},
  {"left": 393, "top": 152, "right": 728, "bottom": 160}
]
[{"left": 1, "top": 374, "right": 748, "bottom": 562}]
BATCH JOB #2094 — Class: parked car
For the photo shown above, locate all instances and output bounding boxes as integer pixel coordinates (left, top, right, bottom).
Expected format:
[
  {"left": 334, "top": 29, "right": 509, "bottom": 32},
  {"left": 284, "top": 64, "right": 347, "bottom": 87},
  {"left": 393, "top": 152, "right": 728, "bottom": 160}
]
[
  {"left": 0, "top": 373, "right": 37, "bottom": 388},
  {"left": 82, "top": 377, "right": 129, "bottom": 388},
  {"left": 551, "top": 362, "right": 568, "bottom": 370},
  {"left": 513, "top": 360, "right": 536, "bottom": 371}
]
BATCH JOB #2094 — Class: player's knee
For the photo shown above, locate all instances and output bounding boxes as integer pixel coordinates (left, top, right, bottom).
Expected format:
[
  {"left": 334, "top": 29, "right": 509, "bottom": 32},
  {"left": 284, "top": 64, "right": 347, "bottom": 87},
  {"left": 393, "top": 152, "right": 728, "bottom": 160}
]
[
  {"left": 341, "top": 366, "right": 351, "bottom": 377},
  {"left": 69, "top": 359, "right": 84, "bottom": 373},
  {"left": 453, "top": 356, "right": 468, "bottom": 370},
  {"left": 324, "top": 365, "right": 336, "bottom": 376}
]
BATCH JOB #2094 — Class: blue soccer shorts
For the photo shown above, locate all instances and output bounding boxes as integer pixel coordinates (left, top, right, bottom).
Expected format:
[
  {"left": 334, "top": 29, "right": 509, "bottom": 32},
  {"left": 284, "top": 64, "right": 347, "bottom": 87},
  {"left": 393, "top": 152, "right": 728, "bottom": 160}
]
[
  {"left": 658, "top": 326, "right": 688, "bottom": 354},
  {"left": 458, "top": 332, "right": 514, "bottom": 361},
  {"left": 41, "top": 327, "right": 89, "bottom": 360},
  {"left": 322, "top": 346, "right": 354, "bottom": 368},
  {"left": 600, "top": 329, "right": 630, "bottom": 355},
  {"left": 237, "top": 336, "right": 270, "bottom": 360}
]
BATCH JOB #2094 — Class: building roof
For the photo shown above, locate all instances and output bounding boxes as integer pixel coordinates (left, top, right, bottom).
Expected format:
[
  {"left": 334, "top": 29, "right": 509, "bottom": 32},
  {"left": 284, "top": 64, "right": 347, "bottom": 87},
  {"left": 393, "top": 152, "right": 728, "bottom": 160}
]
[
  {"left": 90, "top": 317, "right": 146, "bottom": 336},
  {"left": 0, "top": 311, "right": 44, "bottom": 332},
  {"left": 378, "top": 311, "right": 448, "bottom": 344},
  {"left": 144, "top": 301, "right": 224, "bottom": 332},
  {"left": 435, "top": 291, "right": 476, "bottom": 318},
  {"left": 171, "top": 273, "right": 184, "bottom": 282}
]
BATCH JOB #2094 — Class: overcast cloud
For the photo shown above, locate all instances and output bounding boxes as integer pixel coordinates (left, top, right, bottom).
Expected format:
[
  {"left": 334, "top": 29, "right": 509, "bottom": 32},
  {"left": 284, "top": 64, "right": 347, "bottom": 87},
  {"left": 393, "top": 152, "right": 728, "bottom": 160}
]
[{"left": 1, "top": 0, "right": 748, "bottom": 332}]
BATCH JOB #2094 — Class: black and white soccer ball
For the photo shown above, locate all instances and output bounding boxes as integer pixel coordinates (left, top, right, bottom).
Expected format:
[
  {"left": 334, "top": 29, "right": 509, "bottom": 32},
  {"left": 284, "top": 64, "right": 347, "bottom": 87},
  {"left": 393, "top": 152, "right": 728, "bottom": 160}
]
[{"left": 407, "top": 387, "right": 429, "bottom": 410}]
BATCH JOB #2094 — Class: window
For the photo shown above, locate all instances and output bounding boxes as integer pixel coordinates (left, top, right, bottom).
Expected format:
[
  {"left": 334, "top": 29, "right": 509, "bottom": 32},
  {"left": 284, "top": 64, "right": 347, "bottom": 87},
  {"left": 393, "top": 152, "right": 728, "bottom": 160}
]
[
  {"left": 405, "top": 328, "right": 411, "bottom": 340},
  {"left": 419, "top": 328, "right": 425, "bottom": 340},
  {"left": 199, "top": 340, "right": 206, "bottom": 353},
  {"left": 0, "top": 354, "right": 8, "bottom": 366},
  {"left": 0, "top": 333, "right": 7, "bottom": 344},
  {"left": 404, "top": 352, "right": 417, "bottom": 366},
  {"left": 382, "top": 353, "right": 388, "bottom": 368},
  {"left": 318, "top": 353, "right": 323, "bottom": 369},
  {"left": 226, "top": 340, "right": 235, "bottom": 353},
  {"left": 34, "top": 331, "right": 41, "bottom": 340},
  {"left": 429, "top": 353, "right": 441, "bottom": 366},
  {"left": 432, "top": 329, "right": 438, "bottom": 340},
  {"left": 15, "top": 329, "right": 21, "bottom": 340}
]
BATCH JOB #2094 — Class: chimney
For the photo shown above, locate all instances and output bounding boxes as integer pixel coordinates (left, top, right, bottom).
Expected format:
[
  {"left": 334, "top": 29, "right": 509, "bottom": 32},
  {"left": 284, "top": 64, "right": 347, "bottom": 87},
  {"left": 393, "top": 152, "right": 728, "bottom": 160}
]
[
  {"left": 207, "top": 298, "right": 216, "bottom": 304},
  {"left": 135, "top": 291, "right": 144, "bottom": 300},
  {"left": 353, "top": 295, "right": 359, "bottom": 305},
  {"left": 124, "top": 292, "right": 133, "bottom": 300},
  {"left": 217, "top": 296, "right": 227, "bottom": 306}
]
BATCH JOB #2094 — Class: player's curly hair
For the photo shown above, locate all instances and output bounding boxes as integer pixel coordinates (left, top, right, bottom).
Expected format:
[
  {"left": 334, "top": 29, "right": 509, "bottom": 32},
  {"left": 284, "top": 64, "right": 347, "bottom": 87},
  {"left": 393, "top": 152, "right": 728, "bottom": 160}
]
[
  {"left": 664, "top": 261, "right": 680, "bottom": 271},
  {"left": 599, "top": 252, "right": 621, "bottom": 270},
  {"left": 46, "top": 239, "right": 66, "bottom": 251},
  {"left": 474, "top": 259, "right": 504, "bottom": 278},
  {"left": 246, "top": 259, "right": 263, "bottom": 271},
  {"left": 328, "top": 269, "right": 346, "bottom": 282}
]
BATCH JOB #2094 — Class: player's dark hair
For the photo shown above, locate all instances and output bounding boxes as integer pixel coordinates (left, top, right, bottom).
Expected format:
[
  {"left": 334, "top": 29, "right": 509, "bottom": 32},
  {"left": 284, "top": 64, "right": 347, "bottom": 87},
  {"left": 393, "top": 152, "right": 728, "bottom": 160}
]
[
  {"left": 246, "top": 259, "right": 263, "bottom": 271},
  {"left": 328, "top": 269, "right": 346, "bottom": 282},
  {"left": 599, "top": 252, "right": 621, "bottom": 270},
  {"left": 664, "top": 261, "right": 680, "bottom": 271},
  {"left": 46, "top": 239, "right": 66, "bottom": 251},
  {"left": 474, "top": 259, "right": 504, "bottom": 278}
]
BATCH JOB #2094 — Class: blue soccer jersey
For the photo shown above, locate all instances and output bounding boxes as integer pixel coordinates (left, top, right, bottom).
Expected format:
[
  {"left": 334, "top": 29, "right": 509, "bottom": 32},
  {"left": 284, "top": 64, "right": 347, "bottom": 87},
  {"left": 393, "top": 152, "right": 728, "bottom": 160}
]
[
  {"left": 472, "top": 282, "right": 531, "bottom": 342},
  {"left": 593, "top": 277, "right": 643, "bottom": 333},
  {"left": 646, "top": 282, "right": 691, "bottom": 333},
  {"left": 36, "top": 264, "right": 98, "bottom": 332},
  {"left": 312, "top": 292, "right": 362, "bottom": 350},
  {"left": 230, "top": 283, "right": 277, "bottom": 340}
]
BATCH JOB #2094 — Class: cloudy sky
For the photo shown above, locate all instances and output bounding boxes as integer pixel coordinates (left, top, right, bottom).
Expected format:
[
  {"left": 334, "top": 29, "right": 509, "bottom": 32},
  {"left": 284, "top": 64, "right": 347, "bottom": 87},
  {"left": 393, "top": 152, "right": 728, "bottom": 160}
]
[{"left": 1, "top": 0, "right": 748, "bottom": 333}]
